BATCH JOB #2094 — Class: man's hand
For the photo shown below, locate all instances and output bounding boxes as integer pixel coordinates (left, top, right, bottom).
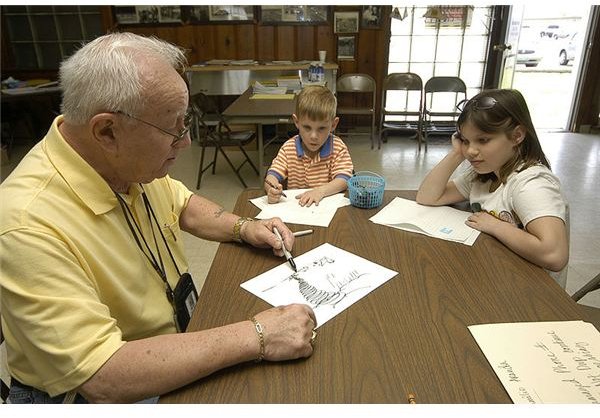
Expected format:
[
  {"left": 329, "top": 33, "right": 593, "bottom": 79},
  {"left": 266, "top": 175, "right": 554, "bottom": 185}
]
[
  {"left": 241, "top": 217, "right": 295, "bottom": 257},
  {"left": 254, "top": 303, "right": 317, "bottom": 361}
]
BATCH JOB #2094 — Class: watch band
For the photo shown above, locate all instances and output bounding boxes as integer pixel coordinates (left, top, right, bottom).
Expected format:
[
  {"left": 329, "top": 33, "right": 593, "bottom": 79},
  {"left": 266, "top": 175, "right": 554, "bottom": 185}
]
[{"left": 233, "top": 217, "right": 253, "bottom": 243}]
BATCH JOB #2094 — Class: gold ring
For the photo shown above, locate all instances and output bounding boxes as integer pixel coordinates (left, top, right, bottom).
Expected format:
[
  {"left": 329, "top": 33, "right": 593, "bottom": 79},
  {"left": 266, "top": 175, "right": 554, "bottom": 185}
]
[{"left": 310, "top": 329, "right": 317, "bottom": 346}]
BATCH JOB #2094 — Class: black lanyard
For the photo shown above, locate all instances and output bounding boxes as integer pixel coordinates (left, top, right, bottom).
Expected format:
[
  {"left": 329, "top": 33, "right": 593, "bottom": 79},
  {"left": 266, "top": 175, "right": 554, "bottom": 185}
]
[{"left": 115, "top": 185, "right": 182, "bottom": 309}]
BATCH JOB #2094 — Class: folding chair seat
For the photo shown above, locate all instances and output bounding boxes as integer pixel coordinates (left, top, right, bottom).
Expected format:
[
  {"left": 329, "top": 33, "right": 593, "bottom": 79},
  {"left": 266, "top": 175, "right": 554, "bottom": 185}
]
[
  {"left": 379, "top": 72, "right": 424, "bottom": 150},
  {"left": 1, "top": 309, "right": 10, "bottom": 403},
  {"left": 423, "top": 76, "right": 467, "bottom": 151},
  {"left": 335, "top": 74, "right": 378, "bottom": 149},
  {"left": 190, "top": 93, "right": 259, "bottom": 189}
]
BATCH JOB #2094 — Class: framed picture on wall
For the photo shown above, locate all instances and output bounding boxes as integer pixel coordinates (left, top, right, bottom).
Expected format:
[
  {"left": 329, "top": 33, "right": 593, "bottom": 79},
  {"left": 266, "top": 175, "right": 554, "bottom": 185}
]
[
  {"left": 334, "top": 11, "right": 359, "bottom": 33},
  {"left": 337, "top": 36, "right": 356, "bottom": 60},
  {"left": 181, "top": 6, "right": 210, "bottom": 24},
  {"left": 260, "top": 5, "right": 329, "bottom": 25},
  {"left": 208, "top": 5, "right": 255, "bottom": 22},
  {"left": 114, "top": 6, "right": 182, "bottom": 25},
  {"left": 361, "top": 5, "right": 382, "bottom": 29}
]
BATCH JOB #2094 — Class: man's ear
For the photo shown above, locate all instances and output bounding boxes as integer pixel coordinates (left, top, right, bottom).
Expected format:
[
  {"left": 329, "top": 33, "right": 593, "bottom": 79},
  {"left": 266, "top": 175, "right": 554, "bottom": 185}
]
[
  {"left": 90, "top": 113, "right": 118, "bottom": 152},
  {"left": 513, "top": 125, "right": 526, "bottom": 145}
]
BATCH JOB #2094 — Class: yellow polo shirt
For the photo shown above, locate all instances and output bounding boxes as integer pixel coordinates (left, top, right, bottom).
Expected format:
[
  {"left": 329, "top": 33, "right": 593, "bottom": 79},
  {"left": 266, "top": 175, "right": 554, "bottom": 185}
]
[{"left": 0, "top": 116, "right": 193, "bottom": 396}]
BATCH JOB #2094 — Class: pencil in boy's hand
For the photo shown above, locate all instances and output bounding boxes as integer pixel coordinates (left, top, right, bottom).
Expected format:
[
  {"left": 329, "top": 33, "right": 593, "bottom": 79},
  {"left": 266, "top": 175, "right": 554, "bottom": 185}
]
[{"left": 264, "top": 178, "right": 287, "bottom": 198}]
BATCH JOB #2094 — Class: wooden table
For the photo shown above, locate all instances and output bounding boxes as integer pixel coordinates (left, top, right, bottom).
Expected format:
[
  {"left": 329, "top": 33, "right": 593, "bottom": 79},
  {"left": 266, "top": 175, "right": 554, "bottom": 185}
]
[
  {"left": 161, "top": 190, "right": 585, "bottom": 403},
  {"left": 223, "top": 88, "right": 297, "bottom": 177}
]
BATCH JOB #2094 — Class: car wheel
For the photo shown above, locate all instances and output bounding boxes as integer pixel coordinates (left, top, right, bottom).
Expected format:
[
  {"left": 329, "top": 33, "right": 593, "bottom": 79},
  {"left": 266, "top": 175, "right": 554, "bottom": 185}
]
[{"left": 559, "top": 50, "right": 568, "bottom": 65}]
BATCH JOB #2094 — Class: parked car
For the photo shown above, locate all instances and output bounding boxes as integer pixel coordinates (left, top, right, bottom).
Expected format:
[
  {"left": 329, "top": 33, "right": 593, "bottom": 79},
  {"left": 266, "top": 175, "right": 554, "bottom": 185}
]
[
  {"left": 540, "top": 24, "right": 570, "bottom": 39},
  {"left": 517, "top": 38, "right": 542, "bottom": 67},
  {"left": 558, "top": 32, "right": 578, "bottom": 65}
]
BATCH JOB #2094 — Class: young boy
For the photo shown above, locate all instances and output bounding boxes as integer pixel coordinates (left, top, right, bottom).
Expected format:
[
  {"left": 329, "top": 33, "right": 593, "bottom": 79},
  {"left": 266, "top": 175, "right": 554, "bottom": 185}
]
[{"left": 265, "top": 85, "right": 354, "bottom": 207}]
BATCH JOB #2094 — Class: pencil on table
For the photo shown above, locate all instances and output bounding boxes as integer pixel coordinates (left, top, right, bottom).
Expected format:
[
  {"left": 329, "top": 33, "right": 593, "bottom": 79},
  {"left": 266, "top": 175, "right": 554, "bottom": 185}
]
[{"left": 293, "top": 229, "right": 313, "bottom": 237}]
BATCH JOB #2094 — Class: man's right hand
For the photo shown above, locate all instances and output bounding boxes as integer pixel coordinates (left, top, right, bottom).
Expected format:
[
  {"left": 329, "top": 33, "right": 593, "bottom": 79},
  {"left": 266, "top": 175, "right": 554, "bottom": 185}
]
[{"left": 253, "top": 303, "right": 316, "bottom": 361}]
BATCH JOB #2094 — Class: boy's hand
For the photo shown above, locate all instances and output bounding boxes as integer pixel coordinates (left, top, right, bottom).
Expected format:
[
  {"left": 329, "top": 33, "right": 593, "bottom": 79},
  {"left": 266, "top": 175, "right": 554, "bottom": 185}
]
[
  {"left": 266, "top": 180, "right": 285, "bottom": 204},
  {"left": 296, "top": 189, "right": 325, "bottom": 207}
]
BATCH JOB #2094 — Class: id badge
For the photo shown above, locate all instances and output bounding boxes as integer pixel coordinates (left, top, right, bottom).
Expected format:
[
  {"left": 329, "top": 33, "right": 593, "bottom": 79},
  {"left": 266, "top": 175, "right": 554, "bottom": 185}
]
[{"left": 173, "top": 272, "right": 198, "bottom": 332}]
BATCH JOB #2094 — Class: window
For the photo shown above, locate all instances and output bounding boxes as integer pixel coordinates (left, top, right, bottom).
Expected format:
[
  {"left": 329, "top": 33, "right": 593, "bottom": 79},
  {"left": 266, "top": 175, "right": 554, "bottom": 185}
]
[
  {"left": 388, "top": 5, "right": 493, "bottom": 97},
  {"left": 2, "top": 5, "right": 104, "bottom": 70}
]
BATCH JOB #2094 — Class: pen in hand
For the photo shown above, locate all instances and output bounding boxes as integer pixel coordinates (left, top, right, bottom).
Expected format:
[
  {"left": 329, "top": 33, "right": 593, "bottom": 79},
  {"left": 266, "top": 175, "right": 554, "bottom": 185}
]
[
  {"left": 273, "top": 227, "right": 297, "bottom": 272},
  {"left": 265, "top": 178, "right": 287, "bottom": 198}
]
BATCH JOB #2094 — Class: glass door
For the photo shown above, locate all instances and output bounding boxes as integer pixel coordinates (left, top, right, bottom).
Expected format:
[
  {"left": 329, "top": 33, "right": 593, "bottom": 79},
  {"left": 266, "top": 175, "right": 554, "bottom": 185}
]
[{"left": 499, "top": 4, "right": 592, "bottom": 130}]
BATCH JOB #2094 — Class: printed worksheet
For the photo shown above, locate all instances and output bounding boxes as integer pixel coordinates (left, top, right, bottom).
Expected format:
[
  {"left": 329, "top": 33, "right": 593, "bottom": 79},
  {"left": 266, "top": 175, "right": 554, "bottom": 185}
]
[
  {"left": 250, "top": 190, "right": 350, "bottom": 227},
  {"left": 240, "top": 243, "right": 398, "bottom": 327},
  {"left": 469, "top": 320, "right": 600, "bottom": 403},
  {"left": 369, "top": 197, "right": 480, "bottom": 246}
]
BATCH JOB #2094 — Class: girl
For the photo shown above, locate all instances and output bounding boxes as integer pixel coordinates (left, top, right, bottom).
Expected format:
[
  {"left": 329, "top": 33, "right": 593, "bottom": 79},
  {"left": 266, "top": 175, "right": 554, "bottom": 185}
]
[{"left": 416, "top": 89, "right": 568, "bottom": 275}]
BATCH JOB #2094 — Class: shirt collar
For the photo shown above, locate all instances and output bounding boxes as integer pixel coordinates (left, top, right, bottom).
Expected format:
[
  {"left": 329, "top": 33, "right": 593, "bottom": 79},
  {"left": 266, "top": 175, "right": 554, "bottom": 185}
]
[
  {"left": 45, "top": 115, "right": 123, "bottom": 215},
  {"left": 294, "top": 134, "right": 334, "bottom": 159}
]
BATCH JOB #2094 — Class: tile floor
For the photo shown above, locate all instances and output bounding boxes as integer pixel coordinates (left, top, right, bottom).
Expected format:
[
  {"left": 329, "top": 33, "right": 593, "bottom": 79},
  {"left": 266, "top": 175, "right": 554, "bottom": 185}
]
[
  {"left": 1, "top": 130, "right": 599, "bottom": 310},
  {"left": 166, "top": 130, "right": 600, "bottom": 309}
]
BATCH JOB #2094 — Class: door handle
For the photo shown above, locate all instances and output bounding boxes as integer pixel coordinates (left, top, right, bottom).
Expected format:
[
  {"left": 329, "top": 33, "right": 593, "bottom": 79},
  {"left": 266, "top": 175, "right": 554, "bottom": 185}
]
[{"left": 493, "top": 44, "right": 512, "bottom": 52}]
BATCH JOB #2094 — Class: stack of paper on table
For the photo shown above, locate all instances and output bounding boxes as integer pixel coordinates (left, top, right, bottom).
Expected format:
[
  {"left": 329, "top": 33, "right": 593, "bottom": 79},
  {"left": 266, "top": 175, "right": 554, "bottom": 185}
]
[
  {"left": 230, "top": 59, "right": 258, "bottom": 65},
  {"left": 250, "top": 189, "right": 350, "bottom": 227},
  {"left": 205, "top": 59, "right": 230, "bottom": 65},
  {"left": 468, "top": 320, "right": 600, "bottom": 403},
  {"left": 241, "top": 243, "right": 398, "bottom": 328},
  {"left": 369, "top": 197, "right": 480, "bottom": 246},
  {"left": 252, "top": 81, "right": 288, "bottom": 95},
  {"left": 277, "top": 76, "right": 302, "bottom": 90}
]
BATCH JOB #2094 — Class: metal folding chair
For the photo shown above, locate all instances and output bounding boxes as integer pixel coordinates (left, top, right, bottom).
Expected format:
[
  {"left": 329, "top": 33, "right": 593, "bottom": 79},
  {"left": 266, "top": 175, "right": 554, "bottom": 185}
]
[
  {"left": 190, "top": 93, "right": 259, "bottom": 189},
  {"left": 336, "top": 73, "right": 378, "bottom": 149},
  {"left": 423, "top": 76, "right": 467, "bottom": 151},
  {"left": 379, "top": 72, "right": 424, "bottom": 150}
]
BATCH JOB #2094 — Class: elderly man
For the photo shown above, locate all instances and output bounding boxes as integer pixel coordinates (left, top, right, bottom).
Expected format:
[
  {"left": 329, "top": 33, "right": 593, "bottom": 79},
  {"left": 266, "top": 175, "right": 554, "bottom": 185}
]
[{"left": 0, "top": 32, "right": 316, "bottom": 403}]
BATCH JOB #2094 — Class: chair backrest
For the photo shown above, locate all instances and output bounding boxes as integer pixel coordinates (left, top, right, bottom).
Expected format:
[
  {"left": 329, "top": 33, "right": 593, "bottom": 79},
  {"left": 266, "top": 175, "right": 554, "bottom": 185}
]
[
  {"left": 424, "top": 76, "right": 466, "bottom": 94},
  {"left": 381, "top": 72, "right": 423, "bottom": 113},
  {"left": 189, "top": 92, "right": 229, "bottom": 137},
  {"left": 336, "top": 73, "right": 376, "bottom": 94},
  {"left": 423, "top": 76, "right": 467, "bottom": 117},
  {"left": 383, "top": 72, "right": 423, "bottom": 92}
]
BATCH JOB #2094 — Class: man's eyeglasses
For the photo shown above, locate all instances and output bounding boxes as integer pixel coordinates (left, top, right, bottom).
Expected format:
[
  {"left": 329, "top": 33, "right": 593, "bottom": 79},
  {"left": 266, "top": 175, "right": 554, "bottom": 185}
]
[
  {"left": 116, "top": 110, "right": 193, "bottom": 146},
  {"left": 456, "top": 96, "right": 498, "bottom": 113}
]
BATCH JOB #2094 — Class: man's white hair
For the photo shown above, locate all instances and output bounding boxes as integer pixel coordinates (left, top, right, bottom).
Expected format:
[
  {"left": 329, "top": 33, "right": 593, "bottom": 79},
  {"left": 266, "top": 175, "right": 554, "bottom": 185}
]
[{"left": 59, "top": 32, "right": 187, "bottom": 125}]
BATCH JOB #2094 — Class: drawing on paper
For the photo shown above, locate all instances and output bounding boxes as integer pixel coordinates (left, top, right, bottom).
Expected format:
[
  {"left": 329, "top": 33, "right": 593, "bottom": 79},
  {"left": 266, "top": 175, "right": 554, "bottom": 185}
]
[
  {"left": 241, "top": 243, "right": 399, "bottom": 328},
  {"left": 262, "top": 256, "right": 371, "bottom": 308}
]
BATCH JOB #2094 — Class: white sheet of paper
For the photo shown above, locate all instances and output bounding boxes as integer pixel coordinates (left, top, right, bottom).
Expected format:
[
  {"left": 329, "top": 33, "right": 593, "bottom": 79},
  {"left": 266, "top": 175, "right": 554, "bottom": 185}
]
[
  {"left": 240, "top": 243, "right": 398, "bottom": 328},
  {"left": 468, "top": 320, "right": 600, "bottom": 404},
  {"left": 250, "top": 190, "right": 351, "bottom": 227},
  {"left": 369, "top": 197, "right": 480, "bottom": 246}
]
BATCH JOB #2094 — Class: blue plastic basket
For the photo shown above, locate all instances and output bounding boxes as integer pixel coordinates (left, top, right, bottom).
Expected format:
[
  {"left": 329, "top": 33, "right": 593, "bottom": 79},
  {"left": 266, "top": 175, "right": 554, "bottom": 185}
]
[{"left": 347, "top": 171, "right": 385, "bottom": 209}]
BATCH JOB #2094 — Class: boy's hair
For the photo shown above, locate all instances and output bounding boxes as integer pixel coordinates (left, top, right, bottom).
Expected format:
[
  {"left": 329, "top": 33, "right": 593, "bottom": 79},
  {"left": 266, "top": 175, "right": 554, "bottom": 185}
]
[
  {"left": 295, "top": 86, "right": 337, "bottom": 121},
  {"left": 457, "top": 88, "right": 550, "bottom": 184}
]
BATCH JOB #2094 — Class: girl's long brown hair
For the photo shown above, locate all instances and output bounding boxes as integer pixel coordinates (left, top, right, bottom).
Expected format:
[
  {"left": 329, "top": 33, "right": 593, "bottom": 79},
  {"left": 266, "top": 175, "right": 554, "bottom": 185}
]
[{"left": 457, "top": 89, "right": 550, "bottom": 184}]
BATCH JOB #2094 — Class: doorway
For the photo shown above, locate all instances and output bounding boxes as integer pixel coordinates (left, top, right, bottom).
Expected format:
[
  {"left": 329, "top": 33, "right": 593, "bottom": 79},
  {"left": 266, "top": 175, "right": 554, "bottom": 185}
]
[
  {"left": 387, "top": 5, "right": 593, "bottom": 132},
  {"left": 510, "top": 4, "right": 591, "bottom": 130}
]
